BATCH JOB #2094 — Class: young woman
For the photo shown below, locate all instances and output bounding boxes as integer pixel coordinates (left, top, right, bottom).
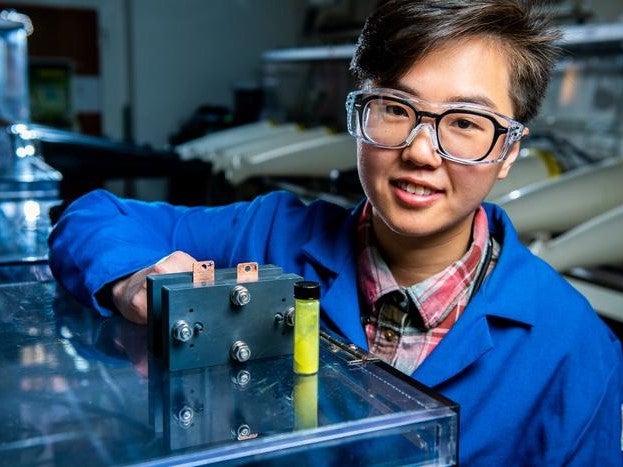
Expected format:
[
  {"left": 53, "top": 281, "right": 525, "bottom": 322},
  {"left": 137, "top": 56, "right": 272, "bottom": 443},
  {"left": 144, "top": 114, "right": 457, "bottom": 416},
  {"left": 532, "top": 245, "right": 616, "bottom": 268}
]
[{"left": 49, "top": 1, "right": 623, "bottom": 464}]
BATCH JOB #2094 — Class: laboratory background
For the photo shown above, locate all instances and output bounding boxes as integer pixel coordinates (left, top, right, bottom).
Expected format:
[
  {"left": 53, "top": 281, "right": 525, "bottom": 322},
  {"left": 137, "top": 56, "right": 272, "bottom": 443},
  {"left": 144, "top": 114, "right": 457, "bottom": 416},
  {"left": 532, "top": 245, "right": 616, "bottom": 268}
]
[{"left": 0, "top": 0, "right": 622, "bottom": 465}]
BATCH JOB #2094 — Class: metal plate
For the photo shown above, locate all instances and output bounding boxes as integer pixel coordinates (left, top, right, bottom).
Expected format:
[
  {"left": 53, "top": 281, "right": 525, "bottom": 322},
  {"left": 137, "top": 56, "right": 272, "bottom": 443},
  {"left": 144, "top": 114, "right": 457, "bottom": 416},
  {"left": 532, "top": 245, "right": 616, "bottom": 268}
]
[{"left": 148, "top": 264, "right": 301, "bottom": 371}]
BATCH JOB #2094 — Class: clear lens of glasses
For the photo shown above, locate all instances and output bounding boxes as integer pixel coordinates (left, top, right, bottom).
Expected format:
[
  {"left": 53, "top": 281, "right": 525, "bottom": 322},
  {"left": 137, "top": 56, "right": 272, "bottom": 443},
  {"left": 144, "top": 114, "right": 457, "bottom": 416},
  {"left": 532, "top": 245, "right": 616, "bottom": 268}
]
[{"left": 346, "top": 90, "right": 524, "bottom": 164}]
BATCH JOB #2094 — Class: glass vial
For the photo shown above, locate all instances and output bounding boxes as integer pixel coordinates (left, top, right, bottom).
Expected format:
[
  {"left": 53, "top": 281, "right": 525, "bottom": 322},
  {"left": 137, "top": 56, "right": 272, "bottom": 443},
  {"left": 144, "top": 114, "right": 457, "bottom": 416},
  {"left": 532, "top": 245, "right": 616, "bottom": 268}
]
[
  {"left": 293, "top": 281, "right": 320, "bottom": 375},
  {"left": 294, "top": 374, "right": 318, "bottom": 429}
]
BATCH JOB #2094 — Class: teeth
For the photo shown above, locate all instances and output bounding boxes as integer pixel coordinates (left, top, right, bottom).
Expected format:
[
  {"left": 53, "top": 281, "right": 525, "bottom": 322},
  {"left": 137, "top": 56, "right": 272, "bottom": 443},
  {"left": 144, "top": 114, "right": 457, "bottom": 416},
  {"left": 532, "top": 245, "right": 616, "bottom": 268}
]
[{"left": 398, "top": 181, "right": 432, "bottom": 195}]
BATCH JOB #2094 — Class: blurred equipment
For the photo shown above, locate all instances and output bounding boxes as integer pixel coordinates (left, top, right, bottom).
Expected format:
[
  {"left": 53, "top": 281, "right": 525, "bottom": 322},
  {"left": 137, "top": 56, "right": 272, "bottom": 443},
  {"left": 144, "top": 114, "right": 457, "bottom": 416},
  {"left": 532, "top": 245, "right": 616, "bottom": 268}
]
[
  {"left": 0, "top": 10, "right": 61, "bottom": 264},
  {"left": 175, "top": 121, "right": 357, "bottom": 204},
  {"left": 486, "top": 147, "right": 561, "bottom": 202},
  {"left": 495, "top": 157, "right": 623, "bottom": 239},
  {"left": 301, "top": 0, "right": 377, "bottom": 43},
  {"left": 168, "top": 104, "right": 234, "bottom": 146},
  {"left": 29, "top": 123, "right": 189, "bottom": 204},
  {"left": 499, "top": 22, "right": 623, "bottom": 323},
  {"left": 0, "top": 9, "right": 211, "bottom": 264},
  {"left": 531, "top": 22, "right": 623, "bottom": 169},
  {"left": 0, "top": 123, "right": 62, "bottom": 264},
  {"left": 530, "top": 205, "right": 623, "bottom": 272},
  {"left": 170, "top": 43, "right": 362, "bottom": 205},
  {"left": 0, "top": 9, "right": 31, "bottom": 122}
]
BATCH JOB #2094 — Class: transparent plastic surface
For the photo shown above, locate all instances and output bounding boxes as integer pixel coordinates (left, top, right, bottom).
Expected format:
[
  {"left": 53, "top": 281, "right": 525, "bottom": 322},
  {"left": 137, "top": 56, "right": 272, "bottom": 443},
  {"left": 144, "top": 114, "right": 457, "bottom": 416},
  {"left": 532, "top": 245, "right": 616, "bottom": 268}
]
[
  {"left": 0, "top": 198, "right": 59, "bottom": 264},
  {"left": 0, "top": 273, "right": 458, "bottom": 466}
]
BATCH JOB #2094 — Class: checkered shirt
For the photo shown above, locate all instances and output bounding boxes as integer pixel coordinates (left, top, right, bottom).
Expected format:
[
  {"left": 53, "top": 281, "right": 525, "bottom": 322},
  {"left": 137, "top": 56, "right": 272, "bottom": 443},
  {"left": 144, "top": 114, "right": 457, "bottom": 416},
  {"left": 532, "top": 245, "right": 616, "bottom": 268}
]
[{"left": 357, "top": 202, "right": 499, "bottom": 375}]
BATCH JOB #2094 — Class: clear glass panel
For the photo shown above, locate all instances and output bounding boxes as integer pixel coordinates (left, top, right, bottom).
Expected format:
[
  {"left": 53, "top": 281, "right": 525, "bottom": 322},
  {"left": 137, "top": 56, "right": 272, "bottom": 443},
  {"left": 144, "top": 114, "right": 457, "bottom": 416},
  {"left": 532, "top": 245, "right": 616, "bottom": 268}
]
[{"left": 0, "top": 277, "right": 458, "bottom": 466}]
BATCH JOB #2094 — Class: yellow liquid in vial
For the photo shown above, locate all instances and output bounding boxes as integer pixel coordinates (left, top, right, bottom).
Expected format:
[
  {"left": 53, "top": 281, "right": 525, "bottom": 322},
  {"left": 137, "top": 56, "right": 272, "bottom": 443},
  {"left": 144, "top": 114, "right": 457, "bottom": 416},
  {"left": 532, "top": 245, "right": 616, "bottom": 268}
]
[
  {"left": 294, "top": 374, "right": 318, "bottom": 429},
  {"left": 293, "top": 298, "right": 319, "bottom": 375}
]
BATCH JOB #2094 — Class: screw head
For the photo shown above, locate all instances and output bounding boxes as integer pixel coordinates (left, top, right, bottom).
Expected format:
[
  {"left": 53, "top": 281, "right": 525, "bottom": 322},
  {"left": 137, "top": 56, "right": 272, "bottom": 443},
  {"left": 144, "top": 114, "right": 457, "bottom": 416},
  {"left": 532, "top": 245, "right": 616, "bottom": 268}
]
[
  {"left": 172, "top": 321, "right": 193, "bottom": 342},
  {"left": 232, "top": 369, "right": 251, "bottom": 387},
  {"left": 237, "top": 424, "right": 251, "bottom": 438},
  {"left": 230, "top": 340, "right": 251, "bottom": 362},
  {"left": 177, "top": 405, "right": 194, "bottom": 427},
  {"left": 230, "top": 285, "right": 251, "bottom": 307}
]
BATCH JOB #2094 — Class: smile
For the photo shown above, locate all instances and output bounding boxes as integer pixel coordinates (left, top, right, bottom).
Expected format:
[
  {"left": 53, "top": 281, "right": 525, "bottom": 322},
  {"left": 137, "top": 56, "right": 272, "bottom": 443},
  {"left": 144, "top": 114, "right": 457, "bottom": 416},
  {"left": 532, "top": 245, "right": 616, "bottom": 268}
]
[{"left": 395, "top": 180, "right": 436, "bottom": 196}]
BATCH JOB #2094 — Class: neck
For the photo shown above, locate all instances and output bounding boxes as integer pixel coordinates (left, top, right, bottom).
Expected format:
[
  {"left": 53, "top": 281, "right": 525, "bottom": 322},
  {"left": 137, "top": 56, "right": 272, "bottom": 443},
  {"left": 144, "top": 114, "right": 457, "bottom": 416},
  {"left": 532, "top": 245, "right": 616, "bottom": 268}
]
[{"left": 372, "top": 213, "right": 475, "bottom": 287}]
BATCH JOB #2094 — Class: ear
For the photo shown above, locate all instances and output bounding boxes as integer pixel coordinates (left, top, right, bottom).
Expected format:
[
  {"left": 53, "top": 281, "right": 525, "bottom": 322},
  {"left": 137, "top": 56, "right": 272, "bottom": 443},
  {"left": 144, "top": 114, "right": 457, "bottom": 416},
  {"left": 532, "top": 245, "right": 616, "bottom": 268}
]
[
  {"left": 496, "top": 143, "right": 520, "bottom": 180},
  {"left": 497, "top": 127, "right": 529, "bottom": 180}
]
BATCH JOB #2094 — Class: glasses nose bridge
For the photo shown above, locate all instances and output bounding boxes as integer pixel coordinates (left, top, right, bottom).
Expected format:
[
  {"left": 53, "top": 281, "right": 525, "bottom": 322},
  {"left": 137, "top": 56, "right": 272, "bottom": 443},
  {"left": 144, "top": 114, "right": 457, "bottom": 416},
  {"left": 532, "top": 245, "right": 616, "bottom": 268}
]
[
  {"left": 416, "top": 109, "right": 441, "bottom": 124},
  {"left": 408, "top": 108, "right": 440, "bottom": 133},
  {"left": 404, "top": 120, "right": 440, "bottom": 151}
]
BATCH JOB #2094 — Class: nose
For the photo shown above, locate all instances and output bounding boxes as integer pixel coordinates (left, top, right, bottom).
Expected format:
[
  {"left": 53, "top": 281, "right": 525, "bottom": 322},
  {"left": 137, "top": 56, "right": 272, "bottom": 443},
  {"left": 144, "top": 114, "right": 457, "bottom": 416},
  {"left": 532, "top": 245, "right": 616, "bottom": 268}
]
[{"left": 401, "top": 123, "right": 443, "bottom": 167}]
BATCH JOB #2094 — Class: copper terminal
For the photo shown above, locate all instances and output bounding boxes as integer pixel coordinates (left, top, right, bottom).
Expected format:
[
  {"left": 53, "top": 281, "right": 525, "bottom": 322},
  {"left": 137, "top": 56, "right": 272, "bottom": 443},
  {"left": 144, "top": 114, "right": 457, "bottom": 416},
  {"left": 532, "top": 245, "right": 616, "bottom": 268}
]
[
  {"left": 193, "top": 260, "right": 215, "bottom": 284},
  {"left": 236, "top": 262, "right": 259, "bottom": 282}
]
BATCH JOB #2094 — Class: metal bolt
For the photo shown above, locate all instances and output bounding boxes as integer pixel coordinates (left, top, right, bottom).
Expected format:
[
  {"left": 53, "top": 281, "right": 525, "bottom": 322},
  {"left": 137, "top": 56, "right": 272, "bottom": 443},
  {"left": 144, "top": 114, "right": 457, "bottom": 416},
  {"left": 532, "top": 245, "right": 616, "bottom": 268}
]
[
  {"left": 285, "top": 306, "right": 295, "bottom": 327},
  {"left": 232, "top": 369, "right": 251, "bottom": 388},
  {"left": 193, "top": 322, "right": 204, "bottom": 334},
  {"left": 177, "top": 405, "right": 194, "bottom": 428},
  {"left": 237, "top": 424, "right": 251, "bottom": 438},
  {"left": 230, "top": 340, "right": 251, "bottom": 362},
  {"left": 274, "top": 312, "right": 284, "bottom": 324},
  {"left": 172, "top": 320, "right": 193, "bottom": 342},
  {"left": 230, "top": 285, "right": 251, "bottom": 307}
]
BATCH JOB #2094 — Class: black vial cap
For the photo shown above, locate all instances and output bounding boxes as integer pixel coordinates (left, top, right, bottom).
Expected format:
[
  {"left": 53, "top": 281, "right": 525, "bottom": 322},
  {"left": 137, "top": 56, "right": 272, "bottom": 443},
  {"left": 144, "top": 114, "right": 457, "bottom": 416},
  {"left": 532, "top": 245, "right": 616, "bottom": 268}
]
[{"left": 294, "top": 281, "right": 320, "bottom": 300}]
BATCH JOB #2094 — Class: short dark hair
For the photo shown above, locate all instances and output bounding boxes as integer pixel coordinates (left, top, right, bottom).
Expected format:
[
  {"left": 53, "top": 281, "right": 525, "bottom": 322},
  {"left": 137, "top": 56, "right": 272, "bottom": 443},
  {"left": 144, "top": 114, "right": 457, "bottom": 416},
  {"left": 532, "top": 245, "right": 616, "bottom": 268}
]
[{"left": 350, "top": 0, "right": 561, "bottom": 122}]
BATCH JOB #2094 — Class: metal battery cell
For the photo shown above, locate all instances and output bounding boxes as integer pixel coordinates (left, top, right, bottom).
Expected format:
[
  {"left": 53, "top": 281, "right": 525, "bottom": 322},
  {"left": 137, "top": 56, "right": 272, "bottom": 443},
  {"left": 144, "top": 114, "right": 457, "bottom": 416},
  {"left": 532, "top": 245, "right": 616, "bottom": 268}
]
[{"left": 147, "top": 263, "right": 302, "bottom": 371}]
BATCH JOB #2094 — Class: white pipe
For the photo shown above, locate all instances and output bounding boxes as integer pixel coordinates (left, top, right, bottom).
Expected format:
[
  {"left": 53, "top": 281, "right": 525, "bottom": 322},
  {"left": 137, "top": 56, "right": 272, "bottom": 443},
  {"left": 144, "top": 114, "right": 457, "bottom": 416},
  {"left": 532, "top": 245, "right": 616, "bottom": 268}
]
[
  {"left": 214, "top": 127, "right": 331, "bottom": 172},
  {"left": 225, "top": 133, "right": 356, "bottom": 185},
  {"left": 176, "top": 121, "right": 299, "bottom": 162},
  {"left": 531, "top": 205, "right": 623, "bottom": 272},
  {"left": 496, "top": 157, "right": 623, "bottom": 236}
]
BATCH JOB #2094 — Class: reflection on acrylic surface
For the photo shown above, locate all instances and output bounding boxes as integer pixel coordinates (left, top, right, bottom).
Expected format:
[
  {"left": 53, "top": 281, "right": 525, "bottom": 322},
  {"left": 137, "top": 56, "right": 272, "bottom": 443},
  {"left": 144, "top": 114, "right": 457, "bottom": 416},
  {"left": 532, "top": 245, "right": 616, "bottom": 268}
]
[{"left": 0, "top": 277, "right": 458, "bottom": 466}]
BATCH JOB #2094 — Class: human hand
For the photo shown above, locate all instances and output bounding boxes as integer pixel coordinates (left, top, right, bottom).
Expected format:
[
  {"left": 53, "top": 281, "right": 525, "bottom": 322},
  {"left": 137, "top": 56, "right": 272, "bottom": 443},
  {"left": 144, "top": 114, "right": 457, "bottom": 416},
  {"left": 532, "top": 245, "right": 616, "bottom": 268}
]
[{"left": 111, "top": 251, "right": 197, "bottom": 324}]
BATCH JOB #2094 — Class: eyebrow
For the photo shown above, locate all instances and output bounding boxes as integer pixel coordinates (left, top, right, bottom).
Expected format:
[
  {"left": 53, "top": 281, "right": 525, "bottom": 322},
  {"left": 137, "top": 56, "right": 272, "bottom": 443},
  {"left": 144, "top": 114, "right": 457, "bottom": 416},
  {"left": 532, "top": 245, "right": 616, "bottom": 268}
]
[{"left": 391, "top": 82, "right": 499, "bottom": 111}]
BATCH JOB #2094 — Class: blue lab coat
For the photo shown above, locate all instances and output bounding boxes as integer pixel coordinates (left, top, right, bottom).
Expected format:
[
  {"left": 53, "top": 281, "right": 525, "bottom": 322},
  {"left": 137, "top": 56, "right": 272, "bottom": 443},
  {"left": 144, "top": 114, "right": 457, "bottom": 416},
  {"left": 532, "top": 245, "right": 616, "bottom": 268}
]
[{"left": 49, "top": 189, "right": 623, "bottom": 465}]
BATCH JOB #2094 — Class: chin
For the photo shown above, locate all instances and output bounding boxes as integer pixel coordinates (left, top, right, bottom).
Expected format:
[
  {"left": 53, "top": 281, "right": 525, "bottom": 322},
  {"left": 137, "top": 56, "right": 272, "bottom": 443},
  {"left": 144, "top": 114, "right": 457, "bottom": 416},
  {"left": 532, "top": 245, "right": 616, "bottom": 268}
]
[{"left": 379, "top": 215, "right": 435, "bottom": 239}]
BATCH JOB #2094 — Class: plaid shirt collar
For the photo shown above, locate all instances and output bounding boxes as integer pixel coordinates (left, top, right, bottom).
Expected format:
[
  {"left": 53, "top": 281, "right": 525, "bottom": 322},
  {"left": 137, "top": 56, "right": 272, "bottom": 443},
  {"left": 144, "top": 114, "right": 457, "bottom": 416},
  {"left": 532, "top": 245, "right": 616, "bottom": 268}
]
[{"left": 357, "top": 201, "right": 491, "bottom": 329}]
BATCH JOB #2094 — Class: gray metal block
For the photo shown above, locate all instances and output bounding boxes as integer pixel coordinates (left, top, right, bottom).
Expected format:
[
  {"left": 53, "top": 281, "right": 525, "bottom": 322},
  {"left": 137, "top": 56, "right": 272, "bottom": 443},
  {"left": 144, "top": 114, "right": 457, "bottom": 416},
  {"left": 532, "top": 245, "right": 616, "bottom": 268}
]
[{"left": 147, "top": 264, "right": 301, "bottom": 371}]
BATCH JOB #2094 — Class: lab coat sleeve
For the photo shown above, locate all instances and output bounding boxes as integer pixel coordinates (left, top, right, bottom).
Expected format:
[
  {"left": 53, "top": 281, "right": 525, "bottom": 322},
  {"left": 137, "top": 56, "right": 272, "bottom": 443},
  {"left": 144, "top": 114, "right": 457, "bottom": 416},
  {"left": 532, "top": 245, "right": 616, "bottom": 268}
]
[
  {"left": 48, "top": 189, "right": 330, "bottom": 317},
  {"left": 48, "top": 189, "right": 195, "bottom": 314}
]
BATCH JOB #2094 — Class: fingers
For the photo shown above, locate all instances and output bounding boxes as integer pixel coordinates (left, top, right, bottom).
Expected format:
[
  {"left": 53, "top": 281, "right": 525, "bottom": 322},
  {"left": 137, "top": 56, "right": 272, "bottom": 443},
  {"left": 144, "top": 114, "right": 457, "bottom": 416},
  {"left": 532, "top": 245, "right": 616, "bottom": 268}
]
[
  {"left": 125, "top": 282, "right": 149, "bottom": 324},
  {"left": 112, "top": 270, "right": 150, "bottom": 325},
  {"left": 111, "top": 251, "right": 198, "bottom": 325},
  {"left": 153, "top": 251, "right": 197, "bottom": 274}
]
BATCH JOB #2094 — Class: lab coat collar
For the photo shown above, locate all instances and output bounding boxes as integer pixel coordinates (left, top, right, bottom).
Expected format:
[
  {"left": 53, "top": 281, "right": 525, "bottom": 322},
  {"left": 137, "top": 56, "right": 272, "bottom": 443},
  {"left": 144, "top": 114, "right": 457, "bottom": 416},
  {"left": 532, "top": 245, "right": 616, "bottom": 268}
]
[
  {"left": 301, "top": 200, "right": 369, "bottom": 349},
  {"left": 303, "top": 200, "right": 538, "bottom": 386},
  {"left": 415, "top": 203, "right": 537, "bottom": 386},
  {"left": 301, "top": 199, "right": 363, "bottom": 275},
  {"left": 481, "top": 202, "right": 538, "bottom": 326}
]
